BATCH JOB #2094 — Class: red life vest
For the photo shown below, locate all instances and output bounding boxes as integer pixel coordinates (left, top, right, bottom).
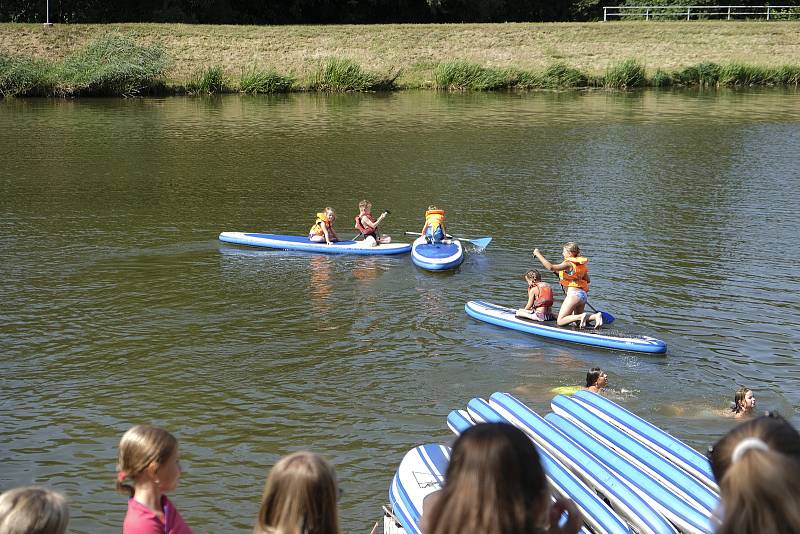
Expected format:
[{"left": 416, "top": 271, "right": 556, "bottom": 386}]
[
  {"left": 531, "top": 283, "right": 554, "bottom": 308},
  {"left": 354, "top": 213, "right": 377, "bottom": 236}
]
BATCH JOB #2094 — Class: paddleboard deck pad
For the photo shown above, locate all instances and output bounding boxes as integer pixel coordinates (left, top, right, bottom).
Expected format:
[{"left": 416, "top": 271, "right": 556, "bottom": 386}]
[
  {"left": 411, "top": 236, "right": 464, "bottom": 270},
  {"left": 465, "top": 300, "right": 667, "bottom": 353},
  {"left": 219, "top": 232, "right": 411, "bottom": 255}
]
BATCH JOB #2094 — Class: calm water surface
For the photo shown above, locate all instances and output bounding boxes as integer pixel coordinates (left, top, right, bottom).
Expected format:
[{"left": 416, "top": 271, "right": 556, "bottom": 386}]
[{"left": 1, "top": 89, "right": 799, "bottom": 533}]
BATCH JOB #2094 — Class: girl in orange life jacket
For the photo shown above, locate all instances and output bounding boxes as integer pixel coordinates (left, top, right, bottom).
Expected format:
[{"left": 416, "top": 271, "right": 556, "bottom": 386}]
[
  {"left": 532, "top": 242, "right": 603, "bottom": 329},
  {"left": 309, "top": 207, "right": 339, "bottom": 245},
  {"left": 517, "top": 269, "right": 556, "bottom": 322},
  {"left": 421, "top": 205, "right": 447, "bottom": 243},
  {"left": 354, "top": 200, "right": 391, "bottom": 246}
]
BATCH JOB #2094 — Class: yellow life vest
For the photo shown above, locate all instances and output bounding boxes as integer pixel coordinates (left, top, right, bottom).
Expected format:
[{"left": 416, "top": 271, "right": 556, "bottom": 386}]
[
  {"left": 424, "top": 209, "right": 445, "bottom": 230},
  {"left": 558, "top": 256, "right": 589, "bottom": 291},
  {"left": 309, "top": 212, "right": 331, "bottom": 236}
]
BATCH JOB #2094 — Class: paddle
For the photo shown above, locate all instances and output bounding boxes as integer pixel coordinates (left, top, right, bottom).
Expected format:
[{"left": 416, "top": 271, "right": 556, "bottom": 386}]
[
  {"left": 550, "top": 273, "right": 615, "bottom": 325},
  {"left": 403, "top": 231, "right": 492, "bottom": 250},
  {"left": 352, "top": 210, "right": 390, "bottom": 240}
]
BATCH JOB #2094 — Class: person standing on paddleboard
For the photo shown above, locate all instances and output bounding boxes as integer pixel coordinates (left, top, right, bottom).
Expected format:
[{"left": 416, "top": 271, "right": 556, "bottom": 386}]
[
  {"left": 309, "top": 207, "right": 339, "bottom": 245},
  {"left": 354, "top": 200, "right": 390, "bottom": 246},
  {"left": 533, "top": 242, "right": 603, "bottom": 329}
]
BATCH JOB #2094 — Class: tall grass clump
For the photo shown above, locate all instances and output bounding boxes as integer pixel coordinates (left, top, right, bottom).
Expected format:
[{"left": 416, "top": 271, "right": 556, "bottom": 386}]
[
  {"left": 239, "top": 66, "right": 294, "bottom": 93},
  {"left": 186, "top": 66, "right": 230, "bottom": 94},
  {"left": 649, "top": 68, "right": 673, "bottom": 87},
  {"left": 434, "top": 60, "right": 509, "bottom": 91},
  {"left": 540, "top": 62, "right": 588, "bottom": 88},
  {"left": 0, "top": 54, "right": 55, "bottom": 97},
  {"left": 308, "top": 57, "right": 398, "bottom": 92},
  {"left": 771, "top": 65, "right": 800, "bottom": 85},
  {"left": 718, "top": 63, "right": 769, "bottom": 86},
  {"left": 57, "top": 33, "right": 170, "bottom": 96},
  {"left": 604, "top": 59, "right": 646, "bottom": 89},
  {"left": 673, "top": 62, "right": 721, "bottom": 86}
]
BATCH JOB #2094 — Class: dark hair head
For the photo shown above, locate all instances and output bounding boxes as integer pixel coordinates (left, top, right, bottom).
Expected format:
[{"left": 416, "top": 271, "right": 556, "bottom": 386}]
[
  {"left": 709, "top": 414, "right": 800, "bottom": 534},
  {"left": 425, "top": 423, "right": 548, "bottom": 534},
  {"left": 525, "top": 270, "right": 541, "bottom": 283},
  {"left": 731, "top": 387, "right": 752, "bottom": 414},
  {"left": 586, "top": 367, "right": 605, "bottom": 388}
]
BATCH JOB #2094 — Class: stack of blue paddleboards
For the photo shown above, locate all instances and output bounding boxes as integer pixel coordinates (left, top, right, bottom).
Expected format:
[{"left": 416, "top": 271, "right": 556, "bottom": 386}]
[{"left": 387, "top": 391, "right": 718, "bottom": 534}]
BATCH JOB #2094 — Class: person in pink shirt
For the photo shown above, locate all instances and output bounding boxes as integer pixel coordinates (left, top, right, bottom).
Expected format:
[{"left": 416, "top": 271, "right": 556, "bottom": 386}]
[{"left": 117, "top": 425, "right": 192, "bottom": 534}]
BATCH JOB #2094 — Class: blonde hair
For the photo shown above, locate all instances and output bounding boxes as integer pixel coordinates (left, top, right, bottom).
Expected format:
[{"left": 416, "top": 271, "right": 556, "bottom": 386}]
[
  {"left": 710, "top": 415, "right": 800, "bottom": 534},
  {"left": 358, "top": 200, "right": 371, "bottom": 211},
  {"left": 116, "top": 425, "right": 178, "bottom": 498},
  {"left": 0, "top": 486, "right": 69, "bottom": 534},
  {"left": 254, "top": 451, "right": 340, "bottom": 534},
  {"left": 324, "top": 207, "right": 335, "bottom": 216},
  {"left": 563, "top": 242, "right": 581, "bottom": 256},
  {"left": 525, "top": 270, "right": 541, "bottom": 283}
]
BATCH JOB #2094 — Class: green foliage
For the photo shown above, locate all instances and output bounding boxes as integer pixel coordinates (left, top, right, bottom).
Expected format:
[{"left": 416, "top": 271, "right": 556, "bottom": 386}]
[
  {"left": 239, "top": 66, "right": 294, "bottom": 93},
  {"left": 186, "top": 66, "right": 230, "bottom": 94},
  {"left": 673, "top": 62, "right": 720, "bottom": 86},
  {"left": 307, "top": 57, "right": 397, "bottom": 92},
  {"left": 540, "top": 62, "right": 589, "bottom": 88},
  {"left": 604, "top": 59, "right": 646, "bottom": 89},
  {"left": 718, "top": 63, "right": 768, "bottom": 86},
  {"left": 649, "top": 68, "right": 673, "bottom": 87},
  {"left": 0, "top": 54, "right": 55, "bottom": 97},
  {"left": 434, "top": 60, "right": 510, "bottom": 90},
  {"left": 57, "top": 33, "right": 170, "bottom": 96},
  {"left": 771, "top": 65, "right": 800, "bottom": 85}
]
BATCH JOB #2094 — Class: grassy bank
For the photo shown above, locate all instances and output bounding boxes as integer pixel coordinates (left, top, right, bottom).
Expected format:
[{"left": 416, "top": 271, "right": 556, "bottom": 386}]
[{"left": 1, "top": 21, "right": 800, "bottom": 95}]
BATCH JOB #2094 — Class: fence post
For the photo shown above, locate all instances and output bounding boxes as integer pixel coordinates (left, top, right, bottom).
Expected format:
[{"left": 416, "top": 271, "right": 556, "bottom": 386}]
[
  {"left": 603, "top": 6, "right": 607, "bottom": 21},
  {"left": 646, "top": 7, "right": 650, "bottom": 20},
  {"left": 767, "top": 6, "right": 771, "bottom": 20},
  {"left": 727, "top": 6, "right": 731, "bottom": 20},
  {"left": 687, "top": 6, "right": 691, "bottom": 20}
]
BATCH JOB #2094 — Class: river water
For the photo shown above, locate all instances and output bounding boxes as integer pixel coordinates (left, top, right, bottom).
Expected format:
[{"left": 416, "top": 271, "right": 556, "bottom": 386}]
[{"left": 1, "top": 89, "right": 799, "bottom": 533}]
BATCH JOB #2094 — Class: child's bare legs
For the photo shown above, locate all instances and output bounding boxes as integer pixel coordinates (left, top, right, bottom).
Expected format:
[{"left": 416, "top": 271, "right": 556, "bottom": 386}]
[
  {"left": 309, "top": 234, "right": 324, "bottom": 242},
  {"left": 557, "top": 294, "right": 588, "bottom": 327}
]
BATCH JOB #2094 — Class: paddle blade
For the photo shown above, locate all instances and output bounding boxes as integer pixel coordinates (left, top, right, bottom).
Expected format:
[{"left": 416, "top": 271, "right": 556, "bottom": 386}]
[
  {"left": 468, "top": 237, "right": 492, "bottom": 249},
  {"left": 599, "top": 310, "right": 615, "bottom": 325}
]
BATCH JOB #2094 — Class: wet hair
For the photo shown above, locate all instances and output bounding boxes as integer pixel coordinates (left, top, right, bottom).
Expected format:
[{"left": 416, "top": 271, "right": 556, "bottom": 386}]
[
  {"left": 427, "top": 205, "right": 438, "bottom": 211},
  {"left": 586, "top": 367, "right": 605, "bottom": 388},
  {"left": 254, "top": 451, "right": 340, "bottom": 534},
  {"left": 358, "top": 200, "right": 371, "bottom": 211},
  {"left": 0, "top": 486, "right": 69, "bottom": 534},
  {"left": 424, "top": 423, "right": 549, "bottom": 534},
  {"left": 709, "top": 414, "right": 800, "bottom": 534},
  {"left": 116, "top": 425, "right": 178, "bottom": 498},
  {"left": 525, "top": 270, "right": 542, "bottom": 283},
  {"left": 731, "top": 387, "right": 752, "bottom": 414},
  {"left": 324, "top": 207, "right": 335, "bottom": 217},
  {"left": 563, "top": 242, "right": 580, "bottom": 256}
]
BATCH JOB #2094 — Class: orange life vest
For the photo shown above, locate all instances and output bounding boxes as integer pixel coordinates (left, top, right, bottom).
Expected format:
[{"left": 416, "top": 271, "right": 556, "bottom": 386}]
[
  {"left": 558, "top": 256, "right": 589, "bottom": 292},
  {"left": 309, "top": 212, "right": 332, "bottom": 236},
  {"left": 424, "top": 209, "right": 445, "bottom": 230},
  {"left": 531, "top": 282, "right": 554, "bottom": 308},
  {"left": 354, "top": 213, "right": 376, "bottom": 236}
]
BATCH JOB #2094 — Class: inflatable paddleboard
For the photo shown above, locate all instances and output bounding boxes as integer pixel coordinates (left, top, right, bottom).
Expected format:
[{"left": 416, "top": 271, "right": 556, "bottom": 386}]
[
  {"left": 546, "top": 412, "right": 714, "bottom": 534},
  {"left": 572, "top": 390, "right": 719, "bottom": 491},
  {"left": 411, "top": 236, "right": 464, "bottom": 270},
  {"left": 551, "top": 395, "right": 719, "bottom": 517},
  {"left": 466, "top": 398, "right": 632, "bottom": 534},
  {"left": 487, "top": 392, "right": 677, "bottom": 534},
  {"left": 219, "top": 232, "right": 411, "bottom": 255},
  {"left": 389, "top": 444, "right": 450, "bottom": 534},
  {"left": 465, "top": 300, "right": 667, "bottom": 354}
]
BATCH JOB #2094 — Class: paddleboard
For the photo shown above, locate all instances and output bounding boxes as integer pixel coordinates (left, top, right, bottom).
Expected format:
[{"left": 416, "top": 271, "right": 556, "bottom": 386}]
[
  {"left": 465, "top": 300, "right": 667, "bottom": 354},
  {"left": 218, "top": 232, "right": 412, "bottom": 255},
  {"left": 411, "top": 236, "right": 464, "bottom": 270},
  {"left": 551, "top": 395, "right": 719, "bottom": 517},
  {"left": 465, "top": 398, "right": 632, "bottom": 534},
  {"left": 389, "top": 444, "right": 450, "bottom": 534},
  {"left": 572, "top": 390, "right": 718, "bottom": 491},
  {"left": 546, "top": 412, "right": 714, "bottom": 534}
]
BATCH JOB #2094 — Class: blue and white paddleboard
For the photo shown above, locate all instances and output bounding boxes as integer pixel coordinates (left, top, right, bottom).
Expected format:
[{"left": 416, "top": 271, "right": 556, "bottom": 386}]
[
  {"left": 572, "top": 390, "right": 719, "bottom": 492},
  {"left": 465, "top": 398, "right": 632, "bottom": 534},
  {"left": 219, "top": 232, "right": 412, "bottom": 255},
  {"left": 487, "top": 392, "right": 677, "bottom": 534},
  {"left": 411, "top": 236, "right": 464, "bottom": 270},
  {"left": 546, "top": 412, "right": 714, "bottom": 534},
  {"left": 389, "top": 444, "right": 450, "bottom": 534},
  {"left": 465, "top": 300, "right": 667, "bottom": 354},
  {"left": 551, "top": 395, "right": 719, "bottom": 518}
]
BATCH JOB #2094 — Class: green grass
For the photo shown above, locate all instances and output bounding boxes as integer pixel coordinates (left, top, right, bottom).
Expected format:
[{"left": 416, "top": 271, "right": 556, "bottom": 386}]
[
  {"left": 434, "top": 60, "right": 510, "bottom": 91},
  {"left": 604, "top": 59, "right": 646, "bottom": 89},
  {"left": 307, "top": 57, "right": 398, "bottom": 92},
  {"left": 239, "top": 66, "right": 294, "bottom": 93},
  {"left": 0, "top": 53, "right": 54, "bottom": 96},
  {"left": 186, "top": 65, "right": 230, "bottom": 94}
]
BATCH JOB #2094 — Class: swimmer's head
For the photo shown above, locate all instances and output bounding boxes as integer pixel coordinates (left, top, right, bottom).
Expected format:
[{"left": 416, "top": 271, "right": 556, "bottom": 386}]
[{"left": 586, "top": 367, "right": 608, "bottom": 389}]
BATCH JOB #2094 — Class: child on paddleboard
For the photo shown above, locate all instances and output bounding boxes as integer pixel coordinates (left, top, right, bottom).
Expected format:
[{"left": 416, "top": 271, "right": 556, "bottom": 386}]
[
  {"left": 516, "top": 269, "right": 556, "bottom": 322},
  {"left": 309, "top": 207, "right": 339, "bottom": 245},
  {"left": 533, "top": 242, "right": 603, "bottom": 329},
  {"left": 421, "top": 205, "right": 447, "bottom": 243},
  {"left": 117, "top": 425, "right": 192, "bottom": 534},
  {"left": 354, "top": 200, "right": 390, "bottom": 246}
]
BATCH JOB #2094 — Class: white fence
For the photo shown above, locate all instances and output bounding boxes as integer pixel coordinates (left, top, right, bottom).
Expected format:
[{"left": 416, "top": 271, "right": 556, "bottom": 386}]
[{"left": 603, "top": 5, "right": 800, "bottom": 21}]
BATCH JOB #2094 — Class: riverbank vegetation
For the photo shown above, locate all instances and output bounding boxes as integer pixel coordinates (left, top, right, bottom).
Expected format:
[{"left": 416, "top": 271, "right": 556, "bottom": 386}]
[{"left": 1, "top": 23, "right": 799, "bottom": 97}]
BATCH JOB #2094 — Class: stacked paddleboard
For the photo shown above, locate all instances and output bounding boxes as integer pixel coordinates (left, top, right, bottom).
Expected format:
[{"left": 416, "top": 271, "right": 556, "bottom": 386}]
[
  {"left": 219, "top": 232, "right": 411, "bottom": 255},
  {"left": 387, "top": 391, "right": 718, "bottom": 534}
]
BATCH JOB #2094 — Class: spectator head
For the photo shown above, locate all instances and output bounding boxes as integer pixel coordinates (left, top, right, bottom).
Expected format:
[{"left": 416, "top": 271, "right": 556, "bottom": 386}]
[
  {"left": 116, "top": 425, "right": 179, "bottom": 498},
  {"left": 0, "top": 486, "right": 69, "bottom": 534}
]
